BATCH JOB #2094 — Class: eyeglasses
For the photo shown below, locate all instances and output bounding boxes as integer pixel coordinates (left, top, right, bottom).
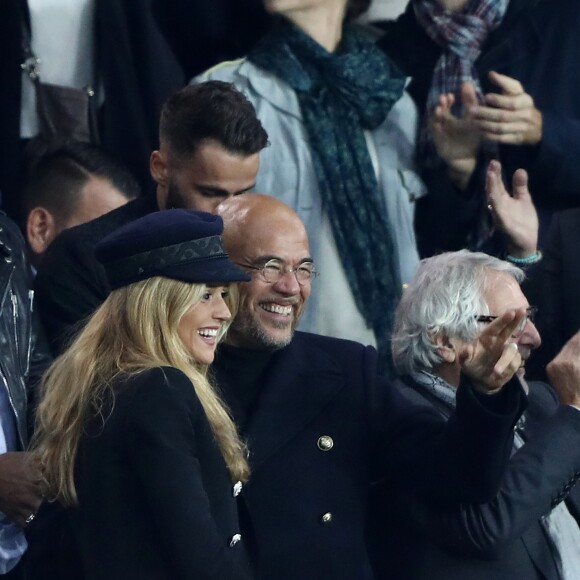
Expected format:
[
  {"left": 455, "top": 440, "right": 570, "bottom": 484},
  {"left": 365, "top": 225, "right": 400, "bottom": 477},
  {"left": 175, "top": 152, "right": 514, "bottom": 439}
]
[
  {"left": 237, "top": 259, "right": 318, "bottom": 285},
  {"left": 475, "top": 306, "right": 538, "bottom": 338}
]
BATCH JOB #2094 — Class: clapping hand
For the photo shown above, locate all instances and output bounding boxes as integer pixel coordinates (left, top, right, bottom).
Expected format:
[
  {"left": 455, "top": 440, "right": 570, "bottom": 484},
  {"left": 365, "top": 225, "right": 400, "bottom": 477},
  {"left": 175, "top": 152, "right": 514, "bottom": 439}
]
[
  {"left": 430, "top": 82, "right": 481, "bottom": 189},
  {"left": 471, "top": 71, "right": 543, "bottom": 146}
]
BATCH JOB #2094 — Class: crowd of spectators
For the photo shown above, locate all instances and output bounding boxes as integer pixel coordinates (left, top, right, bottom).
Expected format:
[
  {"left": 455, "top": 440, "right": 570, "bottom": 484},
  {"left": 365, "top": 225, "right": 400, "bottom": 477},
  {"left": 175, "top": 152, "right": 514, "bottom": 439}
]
[{"left": 1, "top": 0, "right": 580, "bottom": 578}]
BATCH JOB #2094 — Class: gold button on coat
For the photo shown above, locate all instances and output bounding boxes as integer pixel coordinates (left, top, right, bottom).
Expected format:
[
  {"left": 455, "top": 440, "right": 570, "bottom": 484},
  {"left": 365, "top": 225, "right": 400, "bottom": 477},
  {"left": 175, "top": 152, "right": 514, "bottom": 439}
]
[
  {"left": 320, "top": 512, "right": 333, "bottom": 524},
  {"left": 317, "top": 436, "right": 334, "bottom": 451}
]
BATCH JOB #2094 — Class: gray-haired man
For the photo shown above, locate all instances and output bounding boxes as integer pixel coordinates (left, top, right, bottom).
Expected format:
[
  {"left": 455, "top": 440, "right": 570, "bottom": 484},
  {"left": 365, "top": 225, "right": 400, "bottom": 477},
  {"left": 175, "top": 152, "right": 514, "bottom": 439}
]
[{"left": 369, "top": 250, "right": 580, "bottom": 580}]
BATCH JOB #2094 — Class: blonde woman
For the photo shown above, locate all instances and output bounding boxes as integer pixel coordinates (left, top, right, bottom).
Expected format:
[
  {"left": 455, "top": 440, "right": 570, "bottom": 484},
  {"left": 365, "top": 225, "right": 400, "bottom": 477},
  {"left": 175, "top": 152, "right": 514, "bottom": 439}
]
[{"left": 32, "top": 209, "right": 254, "bottom": 579}]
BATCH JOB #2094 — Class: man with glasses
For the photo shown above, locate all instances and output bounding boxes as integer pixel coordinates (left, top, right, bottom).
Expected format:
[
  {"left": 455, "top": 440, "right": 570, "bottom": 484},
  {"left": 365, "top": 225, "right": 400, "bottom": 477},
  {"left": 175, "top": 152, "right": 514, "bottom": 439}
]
[
  {"left": 212, "top": 193, "right": 551, "bottom": 580},
  {"left": 368, "top": 249, "right": 580, "bottom": 580}
]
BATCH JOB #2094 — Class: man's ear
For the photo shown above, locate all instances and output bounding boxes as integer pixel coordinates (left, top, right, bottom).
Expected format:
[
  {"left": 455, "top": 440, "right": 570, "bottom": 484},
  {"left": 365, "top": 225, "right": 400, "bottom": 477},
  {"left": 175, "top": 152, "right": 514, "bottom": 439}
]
[
  {"left": 150, "top": 150, "right": 168, "bottom": 187},
  {"left": 26, "top": 207, "right": 56, "bottom": 257},
  {"left": 434, "top": 332, "right": 458, "bottom": 364}
]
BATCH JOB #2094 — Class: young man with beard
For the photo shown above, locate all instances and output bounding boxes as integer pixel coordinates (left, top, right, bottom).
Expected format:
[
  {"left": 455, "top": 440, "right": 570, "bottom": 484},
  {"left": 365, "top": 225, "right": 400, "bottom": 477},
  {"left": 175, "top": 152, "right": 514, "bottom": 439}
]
[
  {"left": 34, "top": 81, "right": 268, "bottom": 353},
  {"left": 212, "top": 193, "right": 536, "bottom": 580}
]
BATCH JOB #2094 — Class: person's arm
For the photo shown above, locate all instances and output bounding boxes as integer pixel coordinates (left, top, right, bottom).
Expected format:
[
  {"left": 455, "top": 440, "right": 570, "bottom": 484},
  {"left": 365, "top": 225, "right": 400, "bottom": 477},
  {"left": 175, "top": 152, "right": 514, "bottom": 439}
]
[
  {"left": 386, "top": 401, "right": 580, "bottom": 558},
  {"left": 124, "top": 368, "right": 250, "bottom": 580},
  {"left": 373, "top": 312, "right": 527, "bottom": 504},
  {"left": 0, "top": 453, "right": 44, "bottom": 528},
  {"left": 400, "top": 338, "right": 580, "bottom": 558}
]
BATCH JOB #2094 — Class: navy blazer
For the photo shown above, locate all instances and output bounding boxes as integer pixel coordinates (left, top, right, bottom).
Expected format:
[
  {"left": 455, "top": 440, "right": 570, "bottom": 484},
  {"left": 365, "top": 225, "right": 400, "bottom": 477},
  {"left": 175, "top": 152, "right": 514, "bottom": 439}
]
[
  {"left": 368, "top": 378, "right": 580, "bottom": 580},
  {"left": 214, "top": 332, "right": 525, "bottom": 580},
  {"left": 70, "top": 367, "right": 253, "bottom": 580}
]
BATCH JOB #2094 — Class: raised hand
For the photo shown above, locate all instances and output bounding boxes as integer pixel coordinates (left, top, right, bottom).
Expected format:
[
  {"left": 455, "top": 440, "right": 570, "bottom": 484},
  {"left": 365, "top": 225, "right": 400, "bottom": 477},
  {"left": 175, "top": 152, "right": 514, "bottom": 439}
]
[
  {"left": 460, "top": 308, "right": 526, "bottom": 392},
  {"left": 430, "top": 83, "right": 481, "bottom": 189},
  {"left": 486, "top": 160, "right": 539, "bottom": 258},
  {"left": 471, "top": 71, "right": 543, "bottom": 146}
]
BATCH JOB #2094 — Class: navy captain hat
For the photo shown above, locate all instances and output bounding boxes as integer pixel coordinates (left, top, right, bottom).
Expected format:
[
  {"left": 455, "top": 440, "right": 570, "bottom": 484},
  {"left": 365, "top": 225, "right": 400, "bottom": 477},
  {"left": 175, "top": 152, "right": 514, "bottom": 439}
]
[{"left": 95, "top": 209, "right": 250, "bottom": 290}]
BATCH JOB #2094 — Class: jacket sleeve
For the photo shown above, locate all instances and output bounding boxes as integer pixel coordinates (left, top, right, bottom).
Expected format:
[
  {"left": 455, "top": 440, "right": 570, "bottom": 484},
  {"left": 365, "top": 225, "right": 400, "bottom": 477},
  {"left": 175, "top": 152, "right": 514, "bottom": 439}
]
[
  {"left": 398, "top": 402, "right": 580, "bottom": 558},
  {"left": 123, "top": 368, "right": 250, "bottom": 580},
  {"left": 368, "top": 349, "right": 526, "bottom": 504}
]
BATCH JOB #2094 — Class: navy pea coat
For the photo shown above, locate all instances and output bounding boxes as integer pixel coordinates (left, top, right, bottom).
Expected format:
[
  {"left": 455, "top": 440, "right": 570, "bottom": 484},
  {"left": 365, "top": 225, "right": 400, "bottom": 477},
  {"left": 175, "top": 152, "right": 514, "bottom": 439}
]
[{"left": 214, "top": 332, "right": 525, "bottom": 580}]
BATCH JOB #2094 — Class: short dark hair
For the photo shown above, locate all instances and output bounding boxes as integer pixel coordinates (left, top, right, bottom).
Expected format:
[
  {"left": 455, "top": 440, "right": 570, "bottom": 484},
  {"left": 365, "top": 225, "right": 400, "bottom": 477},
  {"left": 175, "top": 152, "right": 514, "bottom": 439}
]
[
  {"left": 20, "top": 140, "right": 140, "bottom": 225},
  {"left": 159, "top": 81, "right": 269, "bottom": 161}
]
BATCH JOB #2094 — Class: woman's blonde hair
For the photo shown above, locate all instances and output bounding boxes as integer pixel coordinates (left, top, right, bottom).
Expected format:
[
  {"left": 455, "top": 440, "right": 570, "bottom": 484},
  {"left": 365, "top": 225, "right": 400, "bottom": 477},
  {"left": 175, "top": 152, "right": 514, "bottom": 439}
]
[{"left": 33, "top": 277, "right": 249, "bottom": 506}]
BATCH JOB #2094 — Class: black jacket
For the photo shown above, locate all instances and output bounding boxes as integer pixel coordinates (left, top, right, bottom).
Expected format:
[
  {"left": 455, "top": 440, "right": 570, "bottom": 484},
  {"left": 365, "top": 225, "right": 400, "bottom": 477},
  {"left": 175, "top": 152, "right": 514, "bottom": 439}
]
[
  {"left": 0, "top": 211, "right": 51, "bottom": 447},
  {"left": 368, "top": 377, "right": 580, "bottom": 580},
  {"left": 68, "top": 367, "right": 253, "bottom": 580},
  {"left": 34, "top": 195, "right": 157, "bottom": 353},
  {"left": 214, "top": 332, "right": 526, "bottom": 580}
]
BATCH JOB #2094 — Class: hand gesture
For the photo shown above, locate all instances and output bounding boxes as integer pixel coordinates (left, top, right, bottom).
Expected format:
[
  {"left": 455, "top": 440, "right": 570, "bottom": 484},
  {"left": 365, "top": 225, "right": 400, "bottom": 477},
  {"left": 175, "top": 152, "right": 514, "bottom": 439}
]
[
  {"left": 430, "top": 83, "right": 481, "bottom": 189},
  {"left": 547, "top": 331, "right": 580, "bottom": 406},
  {"left": 486, "top": 160, "right": 539, "bottom": 258},
  {"left": 471, "top": 71, "right": 543, "bottom": 146},
  {"left": 460, "top": 309, "right": 526, "bottom": 392},
  {"left": 0, "top": 452, "right": 45, "bottom": 527}
]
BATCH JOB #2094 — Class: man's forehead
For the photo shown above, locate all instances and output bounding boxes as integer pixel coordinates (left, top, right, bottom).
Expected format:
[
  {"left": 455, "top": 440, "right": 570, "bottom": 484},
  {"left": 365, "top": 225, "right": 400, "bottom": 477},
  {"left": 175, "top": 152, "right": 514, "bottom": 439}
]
[{"left": 484, "top": 270, "right": 528, "bottom": 311}]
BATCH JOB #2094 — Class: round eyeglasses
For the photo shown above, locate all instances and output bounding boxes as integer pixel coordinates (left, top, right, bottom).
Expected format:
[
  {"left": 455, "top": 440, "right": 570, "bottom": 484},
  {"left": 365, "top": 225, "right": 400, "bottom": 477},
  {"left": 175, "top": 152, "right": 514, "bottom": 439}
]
[
  {"left": 237, "top": 259, "right": 318, "bottom": 285},
  {"left": 475, "top": 306, "right": 537, "bottom": 338}
]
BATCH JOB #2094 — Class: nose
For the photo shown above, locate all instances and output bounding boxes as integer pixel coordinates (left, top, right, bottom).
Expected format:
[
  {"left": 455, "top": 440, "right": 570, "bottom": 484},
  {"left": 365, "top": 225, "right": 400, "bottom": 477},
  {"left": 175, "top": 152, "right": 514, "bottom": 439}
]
[
  {"left": 272, "top": 269, "right": 302, "bottom": 295},
  {"left": 518, "top": 319, "right": 541, "bottom": 351},
  {"left": 213, "top": 295, "right": 232, "bottom": 322}
]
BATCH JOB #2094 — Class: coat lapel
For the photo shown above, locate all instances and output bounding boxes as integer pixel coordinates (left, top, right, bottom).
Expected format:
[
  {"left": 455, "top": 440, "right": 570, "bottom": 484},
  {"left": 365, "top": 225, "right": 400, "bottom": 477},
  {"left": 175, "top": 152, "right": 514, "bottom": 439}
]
[{"left": 244, "top": 334, "right": 346, "bottom": 471}]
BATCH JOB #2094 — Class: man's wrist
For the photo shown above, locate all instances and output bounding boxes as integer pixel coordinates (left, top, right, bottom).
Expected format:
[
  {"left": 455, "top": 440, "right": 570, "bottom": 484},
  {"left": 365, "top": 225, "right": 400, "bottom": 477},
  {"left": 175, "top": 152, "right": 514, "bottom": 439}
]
[
  {"left": 505, "top": 250, "right": 542, "bottom": 265},
  {"left": 471, "top": 382, "right": 503, "bottom": 396}
]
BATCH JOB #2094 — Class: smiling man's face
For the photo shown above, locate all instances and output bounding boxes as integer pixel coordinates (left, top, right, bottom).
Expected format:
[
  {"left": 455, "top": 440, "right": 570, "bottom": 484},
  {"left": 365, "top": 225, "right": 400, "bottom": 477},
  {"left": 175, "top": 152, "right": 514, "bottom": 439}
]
[{"left": 219, "top": 195, "right": 312, "bottom": 350}]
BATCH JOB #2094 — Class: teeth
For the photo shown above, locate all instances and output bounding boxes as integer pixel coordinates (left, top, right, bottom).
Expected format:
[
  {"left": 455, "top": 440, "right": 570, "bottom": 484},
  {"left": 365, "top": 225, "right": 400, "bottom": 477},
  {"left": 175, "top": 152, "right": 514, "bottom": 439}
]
[
  {"left": 198, "top": 329, "right": 218, "bottom": 338},
  {"left": 262, "top": 304, "right": 292, "bottom": 316}
]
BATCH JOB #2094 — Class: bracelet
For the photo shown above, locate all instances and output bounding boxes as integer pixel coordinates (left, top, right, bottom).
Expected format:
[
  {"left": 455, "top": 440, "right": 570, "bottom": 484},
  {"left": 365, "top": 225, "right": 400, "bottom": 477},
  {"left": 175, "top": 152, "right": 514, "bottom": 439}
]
[{"left": 505, "top": 250, "right": 543, "bottom": 265}]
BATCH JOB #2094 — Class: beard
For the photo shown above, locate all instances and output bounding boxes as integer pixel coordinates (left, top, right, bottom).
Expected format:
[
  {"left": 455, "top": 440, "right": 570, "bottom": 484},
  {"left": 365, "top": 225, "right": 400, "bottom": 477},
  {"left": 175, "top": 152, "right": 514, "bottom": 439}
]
[
  {"left": 229, "top": 307, "right": 295, "bottom": 351},
  {"left": 164, "top": 179, "right": 188, "bottom": 210}
]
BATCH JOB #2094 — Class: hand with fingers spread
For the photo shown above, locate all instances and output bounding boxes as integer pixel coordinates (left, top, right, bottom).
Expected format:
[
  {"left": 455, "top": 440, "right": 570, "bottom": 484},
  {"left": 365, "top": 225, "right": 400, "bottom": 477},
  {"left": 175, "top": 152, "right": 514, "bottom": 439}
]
[
  {"left": 459, "top": 308, "right": 527, "bottom": 393},
  {"left": 471, "top": 71, "right": 543, "bottom": 146},
  {"left": 486, "top": 160, "right": 539, "bottom": 258},
  {"left": 430, "top": 83, "right": 482, "bottom": 189},
  {"left": 546, "top": 330, "right": 580, "bottom": 407},
  {"left": 0, "top": 452, "right": 45, "bottom": 528}
]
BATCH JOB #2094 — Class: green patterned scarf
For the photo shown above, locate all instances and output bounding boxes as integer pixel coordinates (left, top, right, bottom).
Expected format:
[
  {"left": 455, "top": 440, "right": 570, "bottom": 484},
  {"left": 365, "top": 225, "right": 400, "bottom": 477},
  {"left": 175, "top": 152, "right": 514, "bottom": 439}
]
[{"left": 249, "top": 21, "right": 407, "bottom": 375}]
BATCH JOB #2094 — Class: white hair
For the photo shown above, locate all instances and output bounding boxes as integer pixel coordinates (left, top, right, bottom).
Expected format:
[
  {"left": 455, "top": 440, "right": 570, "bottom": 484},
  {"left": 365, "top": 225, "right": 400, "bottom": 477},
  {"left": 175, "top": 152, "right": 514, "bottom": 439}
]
[{"left": 392, "top": 250, "right": 524, "bottom": 375}]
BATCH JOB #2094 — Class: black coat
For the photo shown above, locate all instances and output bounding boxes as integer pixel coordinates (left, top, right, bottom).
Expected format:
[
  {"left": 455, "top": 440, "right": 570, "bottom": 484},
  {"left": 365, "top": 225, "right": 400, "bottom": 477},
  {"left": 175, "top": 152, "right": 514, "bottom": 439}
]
[
  {"left": 523, "top": 207, "right": 580, "bottom": 382},
  {"left": 70, "top": 366, "right": 252, "bottom": 580},
  {"left": 378, "top": 0, "right": 580, "bottom": 254},
  {"left": 368, "top": 377, "right": 580, "bottom": 580},
  {"left": 213, "top": 332, "right": 526, "bottom": 580},
  {"left": 34, "top": 195, "right": 157, "bottom": 353}
]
